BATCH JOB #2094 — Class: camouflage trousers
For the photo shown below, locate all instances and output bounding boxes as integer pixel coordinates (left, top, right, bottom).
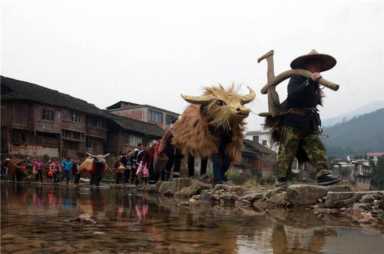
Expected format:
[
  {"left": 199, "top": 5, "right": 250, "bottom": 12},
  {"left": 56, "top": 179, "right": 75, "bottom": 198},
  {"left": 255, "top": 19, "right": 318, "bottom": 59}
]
[{"left": 276, "top": 126, "right": 329, "bottom": 179}]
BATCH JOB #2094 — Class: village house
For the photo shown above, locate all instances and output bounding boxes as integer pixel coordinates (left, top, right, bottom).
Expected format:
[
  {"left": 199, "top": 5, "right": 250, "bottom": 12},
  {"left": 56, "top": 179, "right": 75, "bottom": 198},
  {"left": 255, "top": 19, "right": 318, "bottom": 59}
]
[
  {"left": 237, "top": 139, "right": 276, "bottom": 178},
  {"left": 367, "top": 152, "right": 384, "bottom": 165},
  {"left": 330, "top": 158, "right": 374, "bottom": 190},
  {"left": 106, "top": 101, "right": 179, "bottom": 129},
  {"left": 105, "top": 112, "right": 163, "bottom": 154},
  {"left": 245, "top": 130, "right": 278, "bottom": 152},
  {"left": 1, "top": 76, "right": 163, "bottom": 159}
]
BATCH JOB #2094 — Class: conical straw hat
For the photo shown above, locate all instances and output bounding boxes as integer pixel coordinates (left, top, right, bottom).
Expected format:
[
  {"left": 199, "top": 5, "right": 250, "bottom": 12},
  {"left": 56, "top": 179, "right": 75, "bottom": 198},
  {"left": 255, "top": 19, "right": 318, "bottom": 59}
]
[{"left": 290, "top": 49, "right": 336, "bottom": 72}]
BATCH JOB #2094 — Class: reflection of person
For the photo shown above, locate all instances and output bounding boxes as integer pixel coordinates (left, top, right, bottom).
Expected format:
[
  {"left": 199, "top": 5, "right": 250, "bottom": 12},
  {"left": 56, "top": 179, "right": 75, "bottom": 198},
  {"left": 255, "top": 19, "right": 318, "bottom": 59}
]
[
  {"left": 276, "top": 50, "right": 340, "bottom": 187},
  {"left": 135, "top": 198, "right": 149, "bottom": 222},
  {"left": 90, "top": 189, "right": 104, "bottom": 217},
  {"left": 271, "top": 224, "right": 326, "bottom": 254},
  {"left": 271, "top": 224, "right": 288, "bottom": 254},
  {"left": 47, "top": 190, "right": 58, "bottom": 208}
]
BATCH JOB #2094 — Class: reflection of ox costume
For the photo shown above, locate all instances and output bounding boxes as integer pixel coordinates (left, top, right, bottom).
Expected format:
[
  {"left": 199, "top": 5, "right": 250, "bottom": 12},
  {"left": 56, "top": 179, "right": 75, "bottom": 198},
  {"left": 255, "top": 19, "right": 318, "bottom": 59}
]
[
  {"left": 80, "top": 153, "right": 110, "bottom": 186},
  {"left": 172, "top": 85, "right": 255, "bottom": 184}
]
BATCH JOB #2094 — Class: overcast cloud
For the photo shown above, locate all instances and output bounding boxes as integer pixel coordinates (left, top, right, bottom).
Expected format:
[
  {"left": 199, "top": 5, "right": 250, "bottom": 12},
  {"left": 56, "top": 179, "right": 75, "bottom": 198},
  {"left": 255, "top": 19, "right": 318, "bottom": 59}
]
[{"left": 1, "top": 0, "right": 383, "bottom": 130}]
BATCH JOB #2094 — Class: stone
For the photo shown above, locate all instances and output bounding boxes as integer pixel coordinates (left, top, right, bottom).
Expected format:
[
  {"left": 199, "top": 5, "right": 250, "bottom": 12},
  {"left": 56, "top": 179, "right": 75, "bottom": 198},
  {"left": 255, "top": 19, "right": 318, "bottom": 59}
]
[
  {"left": 174, "top": 178, "right": 193, "bottom": 191},
  {"left": 93, "top": 231, "right": 106, "bottom": 235},
  {"left": 360, "top": 194, "right": 376, "bottom": 204},
  {"left": 47, "top": 246, "right": 76, "bottom": 253},
  {"left": 213, "top": 184, "right": 246, "bottom": 195},
  {"left": 27, "top": 240, "right": 45, "bottom": 248},
  {"left": 325, "top": 185, "right": 352, "bottom": 192},
  {"left": 158, "top": 181, "right": 177, "bottom": 196},
  {"left": 146, "top": 184, "right": 158, "bottom": 193},
  {"left": 175, "top": 180, "right": 211, "bottom": 198},
  {"left": 252, "top": 200, "right": 270, "bottom": 210},
  {"left": 239, "top": 192, "right": 264, "bottom": 203},
  {"left": 189, "top": 198, "right": 198, "bottom": 203},
  {"left": 220, "top": 193, "right": 238, "bottom": 205},
  {"left": 264, "top": 187, "right": 286, "bottom": 200},
  {"left": 237, "top": 199, "right": 252, "bottom": 207},
  {"left": 191, "top": 194, "right": 200, "bottom": 200},
  {"left": 268, "top": 191, "right": 288, "bottom": 207},
  {"left": 323, "top": 192, "right": 370, "bottom": 208},
  {"left": 287, "top": 184, "right": 328, "bottom": 206},
  {"left": 351, "top": 203, "right": 375, "bottom": 224},
  {"left": 313, "top": 208, "right": 340, "bottom": 214},
  {"left": 3, "top": 244, "right": 26, "bottom": 253},
  {"left": 70, "top": 213, "right": 96, "bottom": 224},
  {"left": 1, "top": 233, "right": 16, "bottom": 240},
  {"left": 199, "top": 190, "right": 215, "bottom": 202}
]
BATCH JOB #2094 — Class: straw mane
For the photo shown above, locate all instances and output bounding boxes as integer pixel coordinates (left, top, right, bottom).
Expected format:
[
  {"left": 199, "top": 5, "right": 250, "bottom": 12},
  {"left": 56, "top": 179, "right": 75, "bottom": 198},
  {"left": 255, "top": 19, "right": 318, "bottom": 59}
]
[{"left": 172, "top": 85, "right": 252, "bottom": 162}]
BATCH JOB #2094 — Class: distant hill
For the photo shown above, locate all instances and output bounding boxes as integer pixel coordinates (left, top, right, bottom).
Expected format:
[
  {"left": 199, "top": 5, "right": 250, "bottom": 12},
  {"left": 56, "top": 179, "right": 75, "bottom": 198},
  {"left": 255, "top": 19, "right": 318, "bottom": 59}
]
[
  {"left": 323, "top": 100, "right": 384, "bottom": 127},
  {"left": 322, "top": 108, "right": 384, "bottom": 158}
]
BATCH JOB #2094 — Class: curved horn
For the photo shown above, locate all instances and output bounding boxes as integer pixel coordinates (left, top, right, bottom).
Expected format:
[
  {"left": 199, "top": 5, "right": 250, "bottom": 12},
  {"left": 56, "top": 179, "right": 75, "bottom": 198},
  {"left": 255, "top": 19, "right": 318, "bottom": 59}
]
[
  {"left": 103, "top": 153, "right": 110, "bottom": 158},
  {"left": 86, "top": 152, "right": 95, "bottom": 158},
  {"left": 181, "top": 94, "right": 214, "bottom": 105},
  {"left": 241, "top": 86, "right": 256, "bottom": 104}
]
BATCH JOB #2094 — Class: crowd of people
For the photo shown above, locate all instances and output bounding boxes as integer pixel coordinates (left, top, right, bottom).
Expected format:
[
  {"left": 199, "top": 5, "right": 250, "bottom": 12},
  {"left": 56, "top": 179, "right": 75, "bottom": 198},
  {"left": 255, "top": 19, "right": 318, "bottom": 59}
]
[
  {"left": 113, "top": 140, "right": 182, "bottom": 185},
  {"left": 1, "top": 156, "right": 81, "bottom": 185},
  {"left": 0, "top": 139, "right": 183, "bottom": 186},
  {"left": 0, "top": 122, "right": 209, "bottom": 186}
]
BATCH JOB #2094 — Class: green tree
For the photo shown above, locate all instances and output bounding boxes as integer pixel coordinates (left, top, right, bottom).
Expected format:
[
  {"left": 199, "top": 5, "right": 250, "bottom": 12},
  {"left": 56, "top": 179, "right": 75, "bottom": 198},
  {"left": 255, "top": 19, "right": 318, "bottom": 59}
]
[{"left": 371, "top": 157, "right": 384, "bottom": 190}]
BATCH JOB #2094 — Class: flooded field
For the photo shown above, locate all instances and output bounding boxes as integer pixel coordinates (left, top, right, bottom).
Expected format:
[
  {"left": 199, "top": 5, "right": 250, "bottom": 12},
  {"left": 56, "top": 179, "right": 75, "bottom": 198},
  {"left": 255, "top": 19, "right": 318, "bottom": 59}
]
[{"left": 1, "top": 183, "right": 384, "bottom": 254}]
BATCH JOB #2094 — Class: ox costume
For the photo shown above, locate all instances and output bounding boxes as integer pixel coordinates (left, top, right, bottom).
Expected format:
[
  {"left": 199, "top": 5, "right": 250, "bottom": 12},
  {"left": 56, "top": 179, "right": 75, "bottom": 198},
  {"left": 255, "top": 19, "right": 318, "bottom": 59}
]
[
  {"left": 171, "top": 86, "right": 255, "bottom": 185},
  {"left": 275, "top": 50, "right": 340, "bottom": 186}
]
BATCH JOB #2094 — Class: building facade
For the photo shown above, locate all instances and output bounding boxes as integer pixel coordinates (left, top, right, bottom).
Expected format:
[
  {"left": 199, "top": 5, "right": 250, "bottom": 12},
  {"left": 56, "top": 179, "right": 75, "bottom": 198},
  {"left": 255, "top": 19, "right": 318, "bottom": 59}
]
[
  {"left": 1, "top": 76, "right": 163, "bottom": 160},
  {"left": 107, "top": 101, "right": 179, "bottom": 129},
  {"left": 245, "top": 130, "right": 278, "bottom": 152}
]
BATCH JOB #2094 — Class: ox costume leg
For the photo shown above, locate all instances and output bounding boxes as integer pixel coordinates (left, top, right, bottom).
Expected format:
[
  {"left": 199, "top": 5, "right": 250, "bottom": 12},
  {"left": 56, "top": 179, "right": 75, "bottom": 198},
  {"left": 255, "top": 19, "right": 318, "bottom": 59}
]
[{"left": 212, "top": 153, "right": 230, "bottom": 184}]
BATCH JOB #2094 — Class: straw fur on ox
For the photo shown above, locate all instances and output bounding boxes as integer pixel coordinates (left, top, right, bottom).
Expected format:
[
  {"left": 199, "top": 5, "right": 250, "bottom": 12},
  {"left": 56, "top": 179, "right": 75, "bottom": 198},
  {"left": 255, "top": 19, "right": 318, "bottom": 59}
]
[{"left": 172, "top": 85, "right": 255, "bottom": 162}]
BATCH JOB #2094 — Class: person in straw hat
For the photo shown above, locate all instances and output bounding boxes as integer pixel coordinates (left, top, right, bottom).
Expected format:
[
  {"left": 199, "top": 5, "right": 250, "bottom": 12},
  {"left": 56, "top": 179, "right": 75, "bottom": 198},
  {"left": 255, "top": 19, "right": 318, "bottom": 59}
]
[{"left": 276, "top": 49, "right": 340, "bottom": 187}]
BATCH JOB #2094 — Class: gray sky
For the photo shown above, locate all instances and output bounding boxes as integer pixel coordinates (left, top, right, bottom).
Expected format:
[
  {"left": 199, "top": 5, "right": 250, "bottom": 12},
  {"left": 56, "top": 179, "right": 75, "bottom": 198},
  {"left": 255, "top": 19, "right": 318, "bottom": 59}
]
[{"left": 1, "top": 0, "right": 383, "bottom": 130}]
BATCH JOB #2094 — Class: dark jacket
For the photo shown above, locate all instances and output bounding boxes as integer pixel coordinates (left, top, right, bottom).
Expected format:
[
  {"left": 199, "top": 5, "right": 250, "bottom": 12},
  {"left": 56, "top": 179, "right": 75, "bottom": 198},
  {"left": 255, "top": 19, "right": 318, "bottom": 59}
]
[{"left": 283, "top": 75, "right": 322, "bottom": 132}]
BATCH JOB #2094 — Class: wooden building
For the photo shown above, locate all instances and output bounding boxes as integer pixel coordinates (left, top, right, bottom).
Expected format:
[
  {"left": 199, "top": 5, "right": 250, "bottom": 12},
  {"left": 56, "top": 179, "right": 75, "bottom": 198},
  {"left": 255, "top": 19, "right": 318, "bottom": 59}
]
[
  {"left": 105, "top": 112, "right": 164, "bottom": 154},
  {"left": 107, "top": 101, "right": 179, "bottom": 129},
  {"left": 239, "top": 140, "right": 276, "bottom": 177},
  {"left": 1, "top": 76, "right": 163, "bottom": 159}
]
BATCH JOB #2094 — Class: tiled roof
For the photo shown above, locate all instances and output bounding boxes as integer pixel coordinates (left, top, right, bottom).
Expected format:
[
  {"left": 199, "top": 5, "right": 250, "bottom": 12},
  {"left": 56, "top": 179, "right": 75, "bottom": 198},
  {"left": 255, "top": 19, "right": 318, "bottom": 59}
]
[
  {"left": 1, "top": 76, "right": 105, "bottom": 117},
  {"left": 1, "top": 76, "right": 164, "bottom": 138},
  {"left": 104, "top": 111, "right": 163, "bottom": 138}
]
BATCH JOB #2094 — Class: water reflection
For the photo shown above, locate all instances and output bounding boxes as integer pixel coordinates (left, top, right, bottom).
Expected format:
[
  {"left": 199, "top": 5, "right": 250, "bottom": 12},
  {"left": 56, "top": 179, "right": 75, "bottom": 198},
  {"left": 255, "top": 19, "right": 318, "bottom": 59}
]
[{"left": 1, "top": 184, "right": 383, "bottom": 254}]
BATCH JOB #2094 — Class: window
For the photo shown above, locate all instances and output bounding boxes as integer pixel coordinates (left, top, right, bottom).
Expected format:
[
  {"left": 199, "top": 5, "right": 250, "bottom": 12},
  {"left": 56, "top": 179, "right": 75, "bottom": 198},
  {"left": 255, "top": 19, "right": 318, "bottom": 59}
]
[
  {"left": 63, "top": 130, "right": 83, "bottom": 140},
  {"left": 71, "top": 111, "right": 81, "bottom": 122},
  {"left": 166, "top": 114, "right": 177, "bottom": 125},
  {"left": 149, "top": 110, "right": 163, "bottom": 124},
  {"left": 88, "top": 118, "right": 103, "bottom": 128},
  {"left": 42, "top": 109, "right": 55, "bottom": 121},
  {"left": 129, "top": 135, "right": 142, "bottom": 146},
  {"left": 11, "top": 130, "right": 26, "bottom": 144}
]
